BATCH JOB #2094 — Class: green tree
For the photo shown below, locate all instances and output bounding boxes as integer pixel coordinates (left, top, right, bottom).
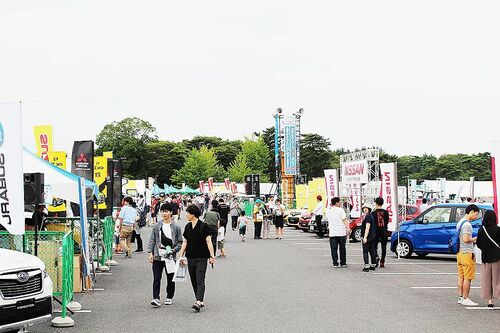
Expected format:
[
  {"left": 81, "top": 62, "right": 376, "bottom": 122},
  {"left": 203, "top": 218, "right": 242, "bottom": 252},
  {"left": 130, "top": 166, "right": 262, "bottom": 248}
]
[
  {"left": 240, "top": 137, "right": 271, "bottom": 182},
  {"left": 171, "top": 146, "right": 226, "bottom": 187},
  {"left": 144, "top": 141, "right": 188, "bottom": 184},
  {"left": 227, "top": 154, "right": 252, "bottom": 182},
  {"left": 213, "top": 140, "right": 242, "bottom": 170},
  {"left": 299, "top": 133, "right": 334, "bottom": 178},
  {"left": 95, "top": 117, "right": 157, "bottom": 178}
]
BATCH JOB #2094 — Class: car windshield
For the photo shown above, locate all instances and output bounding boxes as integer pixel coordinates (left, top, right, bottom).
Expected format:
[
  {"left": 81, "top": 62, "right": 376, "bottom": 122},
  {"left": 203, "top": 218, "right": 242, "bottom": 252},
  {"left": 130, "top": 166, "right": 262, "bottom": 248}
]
[{"left": 455, "top": 207, "right": 484, "bottom": 222}]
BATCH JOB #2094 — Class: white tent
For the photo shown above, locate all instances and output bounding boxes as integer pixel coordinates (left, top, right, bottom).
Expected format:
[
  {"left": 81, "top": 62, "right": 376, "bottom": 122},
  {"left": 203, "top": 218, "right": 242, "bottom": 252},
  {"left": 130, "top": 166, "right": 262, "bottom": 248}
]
[{"left": 22, "top": 147, "right": 98, "bottom": 204}]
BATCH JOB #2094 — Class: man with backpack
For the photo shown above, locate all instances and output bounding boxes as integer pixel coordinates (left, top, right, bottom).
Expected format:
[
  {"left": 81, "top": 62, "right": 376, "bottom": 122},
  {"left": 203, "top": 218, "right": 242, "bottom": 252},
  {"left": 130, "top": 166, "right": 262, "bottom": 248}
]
[
  {"left": 371, "top": 197, "right": 389, "bottom": 268},
  {"left": 456, "top": 204, "right": 479, "bottom": 307}
]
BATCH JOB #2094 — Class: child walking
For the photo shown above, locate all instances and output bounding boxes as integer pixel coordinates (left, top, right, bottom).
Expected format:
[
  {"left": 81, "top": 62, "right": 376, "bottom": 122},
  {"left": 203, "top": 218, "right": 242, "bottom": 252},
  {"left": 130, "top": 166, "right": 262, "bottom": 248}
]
[
  {"left": 238, "top": 211, "right": 248, "bottom": 242},
  {"left": 217, "top": 225, "right": 226, "bottom": 258}
]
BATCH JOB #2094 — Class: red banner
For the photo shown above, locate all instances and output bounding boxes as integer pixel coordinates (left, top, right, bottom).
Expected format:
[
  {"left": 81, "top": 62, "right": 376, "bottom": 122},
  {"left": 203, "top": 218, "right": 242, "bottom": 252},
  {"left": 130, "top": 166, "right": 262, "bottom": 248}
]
[
  {"left": 380, "top": 163, "right": 399, "bottom": 232},
  {"left": 199, "top": 181, "right": 205, "bottom": 193},
  {"left": 208, "top": 178, "right": 214, "bottom": 192},
  {"left": 224, "top": 178, "right": 231, "bottom": 191},
  {"left": 231, "top": 182, "right": 237, "bottom": 194}
]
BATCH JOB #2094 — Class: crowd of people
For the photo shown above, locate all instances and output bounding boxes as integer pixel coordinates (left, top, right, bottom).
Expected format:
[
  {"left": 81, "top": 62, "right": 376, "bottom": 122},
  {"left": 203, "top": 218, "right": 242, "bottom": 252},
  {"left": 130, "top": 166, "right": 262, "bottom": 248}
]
[{"left": 113, "top": 192, "right": 500, "bottom": 311}]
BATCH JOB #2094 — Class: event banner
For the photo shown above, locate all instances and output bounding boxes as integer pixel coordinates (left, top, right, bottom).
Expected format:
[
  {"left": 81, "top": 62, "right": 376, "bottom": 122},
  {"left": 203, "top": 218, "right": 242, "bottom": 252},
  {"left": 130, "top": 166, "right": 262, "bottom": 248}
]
[
  {"left": 231, "top": 182, "right": 237, "bottom": 194},
  {"left": 341, "top": 159, "right": 369, "bottom": 184},
  {"left": 348, "top": 182, "right": 362, "bottom": 218},
  {"left": 0, "top": 103, "right": 25, "bottom": 234},
  {"left": 491, "top": 141, "right": 500, "bottom": 218},
  {"left": 71, "top": 141, "right": 94, "bottom": 181},
  {"left": 208, "top": 178, "right": 214, "bottom": 192},
  {"left": 324, "top": 169, "right": 339, "bottom": 207},
  {"left": 224, "top": 178, "right": 230, "bottom": 191},
  {"left": 94, "top": 156, "right": 108, "bottom": 210},
  {"left": 283, "top": 116, "right": 297, "bottom": 175},
  {"left": 47, "top": 151, "right": 67, "bottom": 214},
  {"left": 48, "top": 151, "right": 67, "bottom": 170},
  {"left": 33, "top": 125, "right": 53, "bottom": 161},
  {"left": 198, "top": 181, "right": 205, "bottom": 193},
  {"left": 112, "top": 159, "right": 122, "bottom": 208},
  {"left": 106, "top": 159, "right": 114, "bottom": 216},
  {"left": 78, "top": 177, "right": 91, "bottom": 276},
  {"left": 380, "top": 163, "right": 399, "bottom": 232}
]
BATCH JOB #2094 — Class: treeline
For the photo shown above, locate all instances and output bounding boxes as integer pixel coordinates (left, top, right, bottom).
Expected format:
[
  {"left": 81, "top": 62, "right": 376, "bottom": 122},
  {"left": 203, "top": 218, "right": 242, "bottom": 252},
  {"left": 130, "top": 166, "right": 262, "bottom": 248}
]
[{"left": 95, "top": 117, "right": 492, "bottom": 187}]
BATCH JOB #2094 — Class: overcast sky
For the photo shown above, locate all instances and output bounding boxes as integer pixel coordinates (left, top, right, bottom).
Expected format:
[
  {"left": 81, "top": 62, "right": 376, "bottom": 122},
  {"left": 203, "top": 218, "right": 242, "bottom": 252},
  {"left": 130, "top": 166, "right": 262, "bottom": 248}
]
[{"left": 1, "top": 1, "right": 499, "bottom": 157}]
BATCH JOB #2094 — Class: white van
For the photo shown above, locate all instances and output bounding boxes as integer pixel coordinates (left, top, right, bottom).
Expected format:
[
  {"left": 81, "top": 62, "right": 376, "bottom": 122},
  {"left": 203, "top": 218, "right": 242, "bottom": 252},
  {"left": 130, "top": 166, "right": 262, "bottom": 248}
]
[{"left": 0, "top": 248, "right": 53, "bottom": 333}]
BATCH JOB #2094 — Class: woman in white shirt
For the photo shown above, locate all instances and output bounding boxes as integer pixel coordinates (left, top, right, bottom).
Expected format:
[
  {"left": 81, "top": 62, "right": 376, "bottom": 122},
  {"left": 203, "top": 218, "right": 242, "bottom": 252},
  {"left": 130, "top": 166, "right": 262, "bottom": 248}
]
[{"left": 274, "top": 199, "right": 285, "bottom": 239}]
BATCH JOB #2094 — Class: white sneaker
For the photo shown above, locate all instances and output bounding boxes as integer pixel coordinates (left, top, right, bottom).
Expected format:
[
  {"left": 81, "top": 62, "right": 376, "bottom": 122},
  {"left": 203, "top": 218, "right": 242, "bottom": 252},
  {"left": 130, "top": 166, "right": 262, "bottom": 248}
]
[
  {"left": 150, "top": 299, "right": 161, "bottom": 307},
  {"left": 461, "top": 298, "right": 478, "bottom": 306},
  {"left": 165, "top": 299, "right": 173, "bottom": 305},
  {"left": 458, "top": 297, "right": 464, "bottom": 304}
]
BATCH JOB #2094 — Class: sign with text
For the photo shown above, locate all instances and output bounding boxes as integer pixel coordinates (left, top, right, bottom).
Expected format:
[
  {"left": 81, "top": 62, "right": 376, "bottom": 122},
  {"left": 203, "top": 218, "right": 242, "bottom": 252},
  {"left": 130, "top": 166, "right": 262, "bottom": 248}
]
[
  {"left": 380, "top": 163, "right": 399, "bottom": 232},
  {"left": 199, "top": 181, "right": 205, "bottom": 193},
  {"left": 0, "top": 103, "right": 24, "bottom": 234},
  {"left": 224, "top": 178, "right": 230, "bottom": 191},
  {"left": 283, "top": 116, "right": 297, "bottom": 175},
  {"left": 324, "top": 169, "right": 339, "bottom": 207},
  {"left": 33, "top": 125, "right": 53, "bottom": 161},
  {"left": 348, "top": 182, "right": 362, "bottom": 218},
  {"left": 341, "top": 159, "right": 369, "bottom": 184},
  {"left": 208, "top": 178, "right": 214, "bottom": 192}
]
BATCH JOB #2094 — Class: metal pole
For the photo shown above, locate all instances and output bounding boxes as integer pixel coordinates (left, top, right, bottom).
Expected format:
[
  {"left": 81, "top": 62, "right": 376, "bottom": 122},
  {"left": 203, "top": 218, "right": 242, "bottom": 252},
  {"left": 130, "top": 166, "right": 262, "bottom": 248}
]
[{"left": 274, "top": 110, "right": 281, "bottom": 199}]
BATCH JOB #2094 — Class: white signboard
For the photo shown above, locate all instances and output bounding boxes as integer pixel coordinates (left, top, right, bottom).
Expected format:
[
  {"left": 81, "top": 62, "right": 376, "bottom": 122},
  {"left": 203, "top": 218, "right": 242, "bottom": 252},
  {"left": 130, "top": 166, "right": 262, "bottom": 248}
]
[
  {"left": 324, "top": 169, "right": 339, "bottom": 207},
  {"left": 341, "top": 159, "right": 369, "bottom": 184},
  {"left": 380, "top": 163, "right": 399, "bottom": 232},
  {"left": 0, "top": 103, "right": 25, "bottom": 235}
]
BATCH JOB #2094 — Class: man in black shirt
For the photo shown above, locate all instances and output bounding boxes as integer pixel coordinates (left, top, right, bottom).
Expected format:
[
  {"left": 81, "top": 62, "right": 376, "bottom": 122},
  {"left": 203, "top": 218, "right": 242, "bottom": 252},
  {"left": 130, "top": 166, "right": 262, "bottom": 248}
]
[
  {"left": 217, "top": 198, "right": 230, "bottom": 235},
  {"left": 371, "top": 197, "right": 390, "bottom": 268},
  {"left": 170, "top": 195, "right": 180, "bottom": 223},
  {"left": 179, "top": 205, "right": 216, "bottom": 312}
]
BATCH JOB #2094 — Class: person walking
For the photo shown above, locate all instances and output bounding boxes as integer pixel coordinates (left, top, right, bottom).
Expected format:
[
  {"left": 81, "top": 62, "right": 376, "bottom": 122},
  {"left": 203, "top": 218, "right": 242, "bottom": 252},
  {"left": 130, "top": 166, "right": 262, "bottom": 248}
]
[
  {"left": 372, "top": 197, "right": 389, "bottom": 268},
  {"left": 456, "top": 204, "right": 480, "bottom": 307},
  {"left": 132, "top": 202, "right": 144, "bottom": 253},
  {"left": 148, "top": 203, "right": 183, "bottom": 307},
  {"left": 217, "top": 198, "right": 230, "bottom": 236},
  {"left": 419, "top": 198, "right": 430, "bottom": 213},
  {"left": 476, "top": 210, "right": 500, "bottom": 308},
  {"left": 204, "top": 200, "right": 220, "bottom": 253},
  {"left": 118, "top": 197, "right": 137, "bottom": 258},
  {"left": 253, "top": 199, "right": 265, "bottom": 239},
  {"left": 361, "top": 206, "right": 377, "bottom": 272},
  {"left": 170, "top": 195, "right": 180, "bottom": 223},
  {"left": 178, "top": 205, "right": 216, "bottom": 312},
  {"left": 312, "top": 195, "right": 324, "bottom": 238},
  {"left": 238, "top": 210, "right": 249, "bottom": 242},
  {"left": 326, "top": 197, "right": 350, "bottom": 268},
  {"left": 230, "top": 199, "right": 240, "bottom": 231},
  {"left": 274, "top": 199, "right": 285, "bottom": 239}
]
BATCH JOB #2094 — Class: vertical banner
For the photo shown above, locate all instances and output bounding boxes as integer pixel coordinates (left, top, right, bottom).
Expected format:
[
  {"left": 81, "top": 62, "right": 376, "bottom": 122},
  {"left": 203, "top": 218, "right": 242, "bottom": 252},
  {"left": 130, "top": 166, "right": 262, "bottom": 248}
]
[
  {"left": 71, "top": 141, "right": 94, "bottom": 181},
  {"left": 94, "top": 156, "right": 108, "bottom": 210},
  {"left": 348, "top": 182, "right": 362, "bottom": 218},
  {"left": 324, "top": 169, "right": 339, "bottom": 207},
  {"left": 208, "top": 178, "right": 214, "bottom": 192},
  {"left": 491, "top": 141, "right": 500, "bottom": 219},
  {"left": 33, "top": 125, "right": 53, "bottom": 161},
  {"left": 231, "top": 182, "right": 237, "bottom": 194},
  {"left": 106, "top": 159, "right": 114, "bottom": 216},
  {"left": 380, "top": 163, "right": 399, "bottom": 232},
  {"left": 48, "top": 151, "right": 67, "bottom": 170},
  {"left": 283, "top": 116, "right": 297, "bottom": 175},
  {"left": 0, "top": 103, "right": 25, "bottom": 234},
  {"left": 112, "top": 159, "right": 122, "bottom": 207},
  {"left": 224, "top": 178, "right": 230, "bottom": 191},
  {"left": 198, "top": 181, "right": 205, "bottom": 193},
  {"left": 78, "top": 178, "right": 91, "bottom": 276}
]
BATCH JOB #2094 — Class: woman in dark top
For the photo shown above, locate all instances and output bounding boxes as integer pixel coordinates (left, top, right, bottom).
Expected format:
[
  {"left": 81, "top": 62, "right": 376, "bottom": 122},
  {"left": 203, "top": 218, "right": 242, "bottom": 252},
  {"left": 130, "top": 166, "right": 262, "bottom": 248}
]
[
  {"left": 147, "top": 203, "right": 183, "bottom": 307},
  {"left": 361, "top": 207, "right": 377, "bottom": 272},
  {"left": 179, "top": 205, "right": 216, "bottom": 312},
  {"left": 476, "top": 210, "right": 500, "bottom": 308}
]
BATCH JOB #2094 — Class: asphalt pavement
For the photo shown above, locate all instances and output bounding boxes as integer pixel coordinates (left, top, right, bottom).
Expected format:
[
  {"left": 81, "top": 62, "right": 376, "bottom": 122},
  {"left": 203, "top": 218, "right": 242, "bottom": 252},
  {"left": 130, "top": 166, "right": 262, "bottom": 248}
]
[{"left": 34, "top": 216, "right": 499, "bottom": 333}]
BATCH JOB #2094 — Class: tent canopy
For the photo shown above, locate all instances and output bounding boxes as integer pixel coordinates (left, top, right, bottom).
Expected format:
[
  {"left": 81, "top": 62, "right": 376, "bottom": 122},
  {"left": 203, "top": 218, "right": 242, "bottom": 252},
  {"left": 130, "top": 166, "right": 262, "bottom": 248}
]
[{"left": 23, "top": 147, "right": 98, "bottom": 204}]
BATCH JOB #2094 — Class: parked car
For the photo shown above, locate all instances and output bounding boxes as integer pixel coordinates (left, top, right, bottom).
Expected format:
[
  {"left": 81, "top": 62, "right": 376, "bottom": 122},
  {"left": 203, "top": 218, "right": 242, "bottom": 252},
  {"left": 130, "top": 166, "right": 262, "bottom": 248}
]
[
  {"left": 309, "top": 218, "right": 328, "bottom": 237},
  {"left": 390, "top": 203, "right": 493, "bottom": 258},
  {"left": 0, "top": 248, "right": 53, "bottom": 333},
  {"left": 285, "top": 206, "right": 308, "bottom": 228},
  {"left": 298, "top": 213, "right": 312, "bottom": 232}
]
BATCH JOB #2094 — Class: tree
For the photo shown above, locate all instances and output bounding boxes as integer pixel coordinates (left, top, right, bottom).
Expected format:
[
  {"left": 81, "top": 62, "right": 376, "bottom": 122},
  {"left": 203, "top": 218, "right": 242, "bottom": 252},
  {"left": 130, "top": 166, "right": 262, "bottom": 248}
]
[
  {"left": 258, "top": 127, "right": 277, "bottom": 182},
  {"left": 240, "top": 137, "right": 271, "bottom": 182},
  {"left": 213, "top": 140, "right": 242, "bottom": 170},
  {"left": 171, "top": 146, "right": 226, "bottom": 187},
  {"left": 144, "top": 141, "right": 188, "bottom": 184},
  {"left": 299, "top": 133, "right": 334, "bottom": 178},
  {"left": 95, "top": 117, "right": 157, "bottom": 178},
  {"left": 227, "top": 154, "right": 252, "bottom": 182}
]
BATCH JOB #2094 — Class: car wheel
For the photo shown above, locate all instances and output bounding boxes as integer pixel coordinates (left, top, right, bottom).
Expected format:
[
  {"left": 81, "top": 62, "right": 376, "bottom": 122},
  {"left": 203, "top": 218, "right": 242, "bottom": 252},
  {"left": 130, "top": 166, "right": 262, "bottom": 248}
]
[
  {"left": 315, "top": 232, "right": 325, "bottom": 237},
  {"left": 352, "top": 227, "right": 362, "bottom": 242},
  {"left": 416, "top": 253, "right": 428, "bottom": 258},
  {"left": 294, "top": 226, "right": 300, "bottom": 230},
  {"left": 302, "top": 228, "right": 309, "bottom": 232},
  {"left": 396, "top": 239, "right": 413, "bottom": 258}
]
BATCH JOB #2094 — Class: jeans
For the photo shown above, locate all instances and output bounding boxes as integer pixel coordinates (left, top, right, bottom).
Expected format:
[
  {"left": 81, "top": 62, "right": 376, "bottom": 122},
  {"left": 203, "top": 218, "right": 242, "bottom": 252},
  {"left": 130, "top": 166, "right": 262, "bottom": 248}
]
[
  {"left": 188, "top": 258, "right": 208, "bottom": 302},
  {"left": 375, "top": 234, "right": 388, "bottom": 263},
  {"left": 329, "top": 236, "right": 347, "bottom": 266},
  {"left": 254, "top": 222, "right": 262, "bottom": 238},
  {"left": 152, "top": 260, "right": 175, "bottom": 300},
  {"left": 362, "top": 240, "right": 377, "bottom": 267}
]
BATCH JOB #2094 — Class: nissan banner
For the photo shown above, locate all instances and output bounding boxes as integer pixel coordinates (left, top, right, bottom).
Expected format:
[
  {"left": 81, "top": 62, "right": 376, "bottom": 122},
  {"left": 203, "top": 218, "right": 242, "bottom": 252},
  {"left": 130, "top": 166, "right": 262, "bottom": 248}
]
[
  {"left": 0, "top": 103, "right": 25, "bottom": 234},
  {"left": 324, "top": 169, "right": 339, "bottom": 207},
  {"left": 380, "top": 163, "right": 399, "bottom": 232},
  {"left": 341, "top": 159, "right": 369, "bottom": 184}
]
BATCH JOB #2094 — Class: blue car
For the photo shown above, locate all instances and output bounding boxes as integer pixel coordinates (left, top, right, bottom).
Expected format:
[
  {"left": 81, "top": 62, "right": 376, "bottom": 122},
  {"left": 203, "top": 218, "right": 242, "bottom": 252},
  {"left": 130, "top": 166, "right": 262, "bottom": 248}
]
[{"left": 390, "top": 203, "right": 493, "bottom": 258}]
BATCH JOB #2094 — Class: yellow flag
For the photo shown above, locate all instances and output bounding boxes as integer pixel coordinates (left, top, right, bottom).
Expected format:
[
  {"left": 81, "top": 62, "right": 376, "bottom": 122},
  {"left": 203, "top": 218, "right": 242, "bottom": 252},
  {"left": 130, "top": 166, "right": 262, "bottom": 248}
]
[
  {"left": 48, "top": 151, "right": 67, "bottom": 170},
  {"left": 94, "top": 156, "right": 108, "bottom": 209},
  {"left": 33, "top": 125, "right": 54, "bottom": 161}
]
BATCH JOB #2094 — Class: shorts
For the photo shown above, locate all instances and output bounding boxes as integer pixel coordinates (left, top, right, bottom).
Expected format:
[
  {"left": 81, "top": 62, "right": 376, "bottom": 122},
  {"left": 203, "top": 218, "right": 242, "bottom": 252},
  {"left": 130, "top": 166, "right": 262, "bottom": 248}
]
[
  {"left": 217, "top": 240, "right": 224, "bottom": 249},
  {"left": 457, "top": 252, "right": 476, "bottom": 280},
  {"left": 239, "top": 225, "right": 246, "bottom": 235},
  {"left": 120, "top": 225, "right": 134, "bottom": 243}
]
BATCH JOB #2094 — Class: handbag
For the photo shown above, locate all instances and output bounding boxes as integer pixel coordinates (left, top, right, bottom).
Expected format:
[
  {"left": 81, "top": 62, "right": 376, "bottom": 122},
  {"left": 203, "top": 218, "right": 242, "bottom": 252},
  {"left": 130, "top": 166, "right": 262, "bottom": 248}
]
[{"left": 173, "top": 261, "right": 187, "bottom": 283}]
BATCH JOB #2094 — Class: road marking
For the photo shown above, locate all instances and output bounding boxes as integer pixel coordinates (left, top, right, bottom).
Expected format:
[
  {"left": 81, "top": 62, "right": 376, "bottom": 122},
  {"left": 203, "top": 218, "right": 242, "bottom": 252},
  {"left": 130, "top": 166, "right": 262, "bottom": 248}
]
[
  {"left": 411, "top": 286, "right": 480, "bottom": 289},
  {"left": 96, "top": 272, "right": 112, "bottom": 275},
  {"left": 91, "top": 288, "right": 105, "bottom": 291},
  {"left": 375, "top": 272, "right": 480, "bottom": 275},
  {"left": 464, "top": 307, "right": 500, "bottom": 310},
  {"left": 294, "top": 243, "right": 329, "bottom": 245},
  {"left": 346, "top": 263, "right": 457, "bottom": 266},
  {"left": 322, "top": 254, "right": 364, "bottom": 257},
  {"left": 307, "top": 248, "right": 330, "bottom": 251}
]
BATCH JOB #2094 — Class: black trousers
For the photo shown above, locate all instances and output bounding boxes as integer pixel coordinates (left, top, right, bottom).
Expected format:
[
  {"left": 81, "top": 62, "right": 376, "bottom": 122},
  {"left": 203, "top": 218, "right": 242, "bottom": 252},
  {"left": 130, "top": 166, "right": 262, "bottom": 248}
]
[
  {"left": 315, "top": 215, "right": 323, "bottom": 234},
  {"left": 254, "top": 222, "right": 262, "bottom": 238},
  {"left": 152, "top": 260, "right": 175, "bottom": 300},
  {"left": 362, "top": 240, "right": 377, "bottom": 266},
  {"left": 220, "top": 218, "right": 228, "bottom": 235},
  {"left": 329, "top": 236, "right": 347, "bottom": 266},
  {"left": 131, "top": 231, "right": 143, "bottom": 251},
  {"left": 375, "top": 235, "right": 388, "bottom": 262},
  {"left": 209, "top": 225, "right": 217, "bottom": 252},
  {"left": 231, "top": 216, "right": 238, "bottom": 230},
  {"left": 188, "top": 258, "right": 208, "bottom": 302}
]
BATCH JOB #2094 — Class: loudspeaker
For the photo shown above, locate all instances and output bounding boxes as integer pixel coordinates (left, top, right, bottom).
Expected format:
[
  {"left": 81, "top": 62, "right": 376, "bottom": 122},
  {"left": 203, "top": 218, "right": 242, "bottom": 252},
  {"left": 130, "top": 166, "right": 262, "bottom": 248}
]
[{"left": 24, "top": 173, "right": 44, "bottom": 205}]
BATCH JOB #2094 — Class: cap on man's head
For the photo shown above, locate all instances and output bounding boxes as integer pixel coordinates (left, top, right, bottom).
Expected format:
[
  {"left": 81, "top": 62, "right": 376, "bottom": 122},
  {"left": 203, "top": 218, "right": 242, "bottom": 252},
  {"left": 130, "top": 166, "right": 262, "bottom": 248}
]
[
  {"left": 255, "top": 199, "right": 264, "bottom": 204},
  {"left": 159, "top": 193, "right": 166, "bottom": 197}
]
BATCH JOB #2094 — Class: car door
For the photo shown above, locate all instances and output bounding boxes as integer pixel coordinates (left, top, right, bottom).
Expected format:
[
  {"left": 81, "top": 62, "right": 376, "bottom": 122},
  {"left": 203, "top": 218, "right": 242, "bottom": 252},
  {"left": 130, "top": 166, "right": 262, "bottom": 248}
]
[{"left": 412, "top": 206, "right": 452, "bottom": 252}]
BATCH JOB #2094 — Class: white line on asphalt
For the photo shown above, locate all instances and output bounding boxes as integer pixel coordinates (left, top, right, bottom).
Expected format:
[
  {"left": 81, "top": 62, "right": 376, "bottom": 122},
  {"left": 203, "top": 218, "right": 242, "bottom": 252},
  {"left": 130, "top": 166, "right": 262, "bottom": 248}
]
[
  {"left": 464, "top": 307, "right": 500, "bottom": 310},
  {"left": 91, "top": 288, "right": 105, "bottom": 291},
  {"left": 307, "top": 248, "right": 330, "bottom": 250},
  {"left": 345, "top": 263, "right": 456, "bottom": 266},
  {"left": 293, "top": 243, "right": 329, "bottom": 245},
  {"left": 374, "top": 272, "right": 480, "bottom": 275},
  {"left": 322, "top": 254, "right": 364, "bottom": 257},
  {"left": 411, "top": 287, "right": 480, "bottom": 289},
  {"left": 96, "top": 272, "right": 112, "bottom": 275}
]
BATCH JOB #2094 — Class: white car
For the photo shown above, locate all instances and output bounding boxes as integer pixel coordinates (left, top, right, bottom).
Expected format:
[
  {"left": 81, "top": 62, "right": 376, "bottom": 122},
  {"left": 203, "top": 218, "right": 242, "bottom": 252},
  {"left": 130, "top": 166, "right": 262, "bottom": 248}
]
[{"left": 0, "top": 249, "right": 53, "bottom": 333}]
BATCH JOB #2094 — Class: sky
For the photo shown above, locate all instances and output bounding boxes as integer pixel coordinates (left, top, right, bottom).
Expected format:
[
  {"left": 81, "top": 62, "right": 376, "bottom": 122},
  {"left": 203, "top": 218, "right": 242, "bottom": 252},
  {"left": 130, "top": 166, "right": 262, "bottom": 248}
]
[{"left": 1, "top": 0, "right": 499, "bottom": 157}]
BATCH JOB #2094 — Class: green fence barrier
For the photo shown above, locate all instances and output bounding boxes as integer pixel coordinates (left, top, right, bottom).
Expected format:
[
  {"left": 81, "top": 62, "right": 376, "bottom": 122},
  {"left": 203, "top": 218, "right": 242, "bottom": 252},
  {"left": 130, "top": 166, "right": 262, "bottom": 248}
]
[
  {"left": 60, "top": 231, "right": 74, "bottom": 319},
  {"left": 101, "top": 217, "right": 114, "bottom": 265}
]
